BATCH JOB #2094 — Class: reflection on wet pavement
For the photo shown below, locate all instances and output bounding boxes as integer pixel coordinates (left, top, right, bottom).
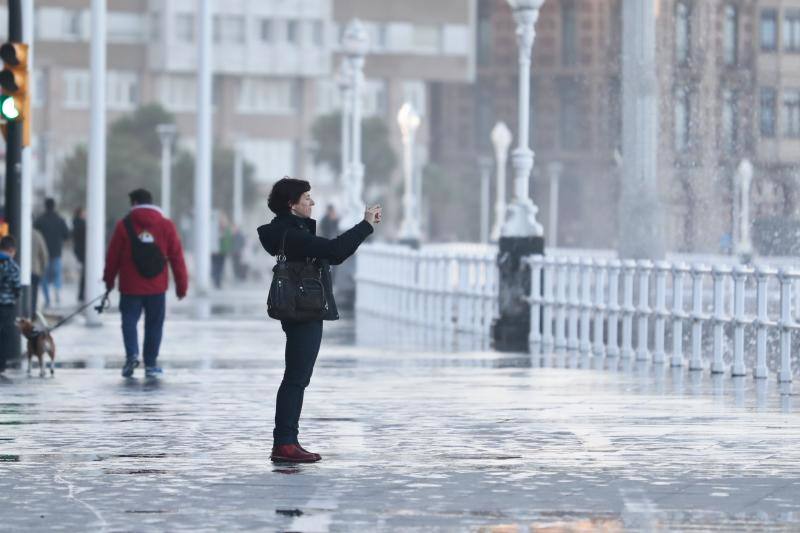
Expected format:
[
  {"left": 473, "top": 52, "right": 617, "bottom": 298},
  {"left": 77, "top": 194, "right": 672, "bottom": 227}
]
[{"left": 0, "top": 308, "right": 799, "bottom": 531}]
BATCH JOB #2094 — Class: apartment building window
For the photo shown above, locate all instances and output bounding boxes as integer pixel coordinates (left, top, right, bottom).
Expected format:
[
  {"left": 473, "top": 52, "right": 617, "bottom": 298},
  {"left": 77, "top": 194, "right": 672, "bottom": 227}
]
[
  {"left": 721, "top": 89, "right": 737, "bottom": 153},
  {"left": 313, "top": 21, "right": 324, "bottom": 47},
  {"left": 64, "top": 10, "right": 83, "bottom": 39},
  {"left": 760, "top": 87, "right": 777, "bottom": 138},
  {"left": 558, "top": 79, "right": 580, "bottom": 150},
  {"left": 723, "top": 4, "right": 738, "bottom": 66},
  {"left": 260, "top": 19, "right": 273, "bottom": 43},
  {"left": 107, "top": 71, "right": 139, "bottom": 111},
  {"left": 413, "top": 25, "right": 442, "bottom": 53},
  {"left": 783, "top": 89, "right": 800, "bottom": 137},
  {"left": 108, "top": 12, "right": 146, "bottom": 43},
  {"left": 63, "top": 70, "right": 90, "bottom": 109},
  {"left": 784, "top": 10, "right": 800, "bottom": 52},
  {"left": 674, "top": 87, "right": 691, "bottom": 151},
  {"left": 160, "top": 75, "right": 196, "bottom": 112},
  {"left": 240, "top": 139, "right": 295, "bottom": 183},
  {"left": 760, "top": 9, "right": 778, "bottom": 52},
  {"left": 561, "top": 0, "right": 577, "bottom": 66},
  {"left": 33, "top": 69, "right": 46, "bottom": 108},
  {"left": 238, "top": 79, "right": 296, "bottom": 114},
  {"left": 362, "top": 79, "right": 388, "bottom": 116},
  {"left": 286, "top": 20, "right": 299, "bottom": 44},
  {"left": 214, "top": 15, "right": 245, "bottom": 44},
  {"left": 176, "top": 14, "right": 194, "bottom": 43},
  {"left": 477, "top": 2, "right": 493, "bottom": 66},
  {"left": 377, "top": 24, "right": 389, "bottom": 50},
  {"left": 675, "top": 1, "right": 691, "bottom": 65}
]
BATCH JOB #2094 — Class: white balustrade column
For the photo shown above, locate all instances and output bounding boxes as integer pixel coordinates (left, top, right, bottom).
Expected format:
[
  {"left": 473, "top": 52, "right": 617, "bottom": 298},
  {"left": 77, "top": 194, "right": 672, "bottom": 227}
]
[
  {"left": 528, "top": 256, "right": 544, "bottom": 346},
  {"left": 778, "top": 270, "right": 797, "bottom": 383},
  {"left": 731, "top": 266, "right": 751, "bottom": 377},
  {"left": 607, "top": 261, "right": 622, "bottom": 357},
  {"left": 671, "top": 264, "right": 688, "bottom": 367},
  {"left": 483, "top": 256, "right": 497, "bottom": 336},
  {"left": 579, "top": 260, "right": 593, "bottom": 354},
  {"left": 593, "top": 261, "right": 607, "bottom": 357},
  {"left": 711, "top": 266, "right": 731, "bottom": 374},
  {"left": 653, "top": 262, "right": 669, "bottom": 363},
  {"left": 754, "top": 267, "right": 774, "bottom": 379},
  {"left": 554, "top": 258, "right": 568, "bottom": 349},
  {"left": 689, "top": 265, "right": 710, "bottom": 371},
  {"left": 567, "top": 259, "right": 580, "bottom": 351},
  {"left": 636, "top": 260, "right": 653, "bottom": 361},
  {"left": 541, "top": 257, "right": 555, "bottom": 348},
  {"left": 443, "top": 255, "right": 455, "bottom": 332},
  {"left": 620, "top": 261, "right": 637, "bottom": 359}
]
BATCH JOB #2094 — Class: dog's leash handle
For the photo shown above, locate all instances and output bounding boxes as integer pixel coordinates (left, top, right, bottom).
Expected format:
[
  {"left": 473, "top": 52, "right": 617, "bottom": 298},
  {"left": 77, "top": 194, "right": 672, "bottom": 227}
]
[{"left": 94, "top": 290, "right": 111, "bottom": 314}]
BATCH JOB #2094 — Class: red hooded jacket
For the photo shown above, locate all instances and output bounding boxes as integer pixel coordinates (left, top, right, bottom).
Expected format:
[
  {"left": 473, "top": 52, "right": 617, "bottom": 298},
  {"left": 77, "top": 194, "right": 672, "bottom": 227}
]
[{"left": 103, "top": 205, "right": 189, "bottom": 297}]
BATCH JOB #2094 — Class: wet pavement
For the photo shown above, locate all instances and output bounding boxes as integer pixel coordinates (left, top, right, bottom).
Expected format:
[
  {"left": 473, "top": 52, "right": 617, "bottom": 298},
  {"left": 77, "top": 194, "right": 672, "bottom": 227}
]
[{"left": 1, "top": 288, "right": 800, "bottom": 531}]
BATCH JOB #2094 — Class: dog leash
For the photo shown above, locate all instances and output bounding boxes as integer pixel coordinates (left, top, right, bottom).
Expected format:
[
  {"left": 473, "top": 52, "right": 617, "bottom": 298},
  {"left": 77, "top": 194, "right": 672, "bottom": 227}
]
[{"left": 44, "top": 291, "right": 111, "bottom": 333}]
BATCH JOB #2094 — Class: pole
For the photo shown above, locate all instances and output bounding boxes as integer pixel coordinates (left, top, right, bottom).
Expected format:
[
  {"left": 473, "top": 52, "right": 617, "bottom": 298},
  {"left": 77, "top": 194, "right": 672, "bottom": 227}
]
[
  {"left": 84, "top": 0, "right": 106, "bottom": 327},
  {"left": 478, "top": 156, "right": 492, "bottom": 244},
  {"left": 19, "top": 0, "right": 33, "bottom": 319},
  {"left": 233, "top": 143, "right": 243, "bottom": 227},
  {"left": 548, "top": 161, "right": 562, "bottom": 248},
  {"left": 490, "top": 122, "right": 511, "bottom": 242},
  {"left": 194, "top": 0, "right": 213, "bottom": 299},
  {"left": 160, "top": 140, "right": 171, "bottom": 218}
]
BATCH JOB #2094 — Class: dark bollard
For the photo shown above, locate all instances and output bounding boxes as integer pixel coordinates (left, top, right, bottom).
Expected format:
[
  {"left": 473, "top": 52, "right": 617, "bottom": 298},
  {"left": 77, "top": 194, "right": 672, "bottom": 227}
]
[{"left": 491, "top": 235, "right": 544, "bottom": 352}]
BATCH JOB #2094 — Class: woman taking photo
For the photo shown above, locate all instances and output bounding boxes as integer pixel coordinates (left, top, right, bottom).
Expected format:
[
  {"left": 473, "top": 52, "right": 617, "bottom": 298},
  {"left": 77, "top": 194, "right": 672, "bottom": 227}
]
[{"left": 257, "top": 177, "right": 381, "bottom": 463}]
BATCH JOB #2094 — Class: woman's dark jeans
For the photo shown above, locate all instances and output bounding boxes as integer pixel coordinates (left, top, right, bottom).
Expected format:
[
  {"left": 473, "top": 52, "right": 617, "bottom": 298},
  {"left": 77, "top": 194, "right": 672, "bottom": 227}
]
[{"left": 274, "top": 320, "right": 323, "bottom": 446}]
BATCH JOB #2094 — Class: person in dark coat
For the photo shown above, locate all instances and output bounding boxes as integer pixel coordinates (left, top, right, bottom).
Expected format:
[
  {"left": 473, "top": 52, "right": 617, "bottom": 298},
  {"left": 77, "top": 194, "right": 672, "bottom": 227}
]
[
  {"left": 34, "top": 198, "right": 70, "bottom": 308},
  {"left": 72, "top": 207, "right": 86, "bottom": 302},
  {"left": 319, "top": 204, "right": 339, "bottom": 239},
  {"left": 257, "top": 177, "right": 381, "bottom": 463}
]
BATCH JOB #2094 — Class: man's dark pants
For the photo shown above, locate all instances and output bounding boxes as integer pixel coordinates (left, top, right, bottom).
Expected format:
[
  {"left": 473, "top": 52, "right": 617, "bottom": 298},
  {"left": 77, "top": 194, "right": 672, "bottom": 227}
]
[
  {"left": 274, "top": 320, "right": 323, "bottom": 446},
  {"left": 0, "top": 305, "right": 17, "bottom": 372},
  {"left": 119, "top": 293, "right": 166, "bottom": 368}
]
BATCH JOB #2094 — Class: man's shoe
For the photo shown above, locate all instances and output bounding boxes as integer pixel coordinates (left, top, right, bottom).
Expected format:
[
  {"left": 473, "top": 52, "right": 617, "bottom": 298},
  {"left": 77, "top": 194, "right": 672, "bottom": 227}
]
[
  {"left": 122, "top": 359, "right": 139, "bottom": 378},
  {"left": 145, "top": 367, "right": 163, "bottom": 378},
  {"left": 270, "top": 444, "right": 320, "bottom": 463},
  {"left": 295, "top": 443, "right": 322, "bottom": 461}
]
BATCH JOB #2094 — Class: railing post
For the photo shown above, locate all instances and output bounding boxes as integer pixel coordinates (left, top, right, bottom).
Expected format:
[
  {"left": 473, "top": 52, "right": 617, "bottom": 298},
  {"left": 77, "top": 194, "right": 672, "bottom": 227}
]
[
  {"left": 711, "top": 265, "right": 732, "bottom": 374},
  {"left": 457, "top": 259, "right": 470, "bottom": 332},
  {"left": 593, "top": 260, "right": 607, "bottom": 357},
  {"left": 443, "top": 254, "right": 455, "bottom": 332},
  {"left": 653, "top": 261, "right": 669, "bottom": 364},
  {"left": 636, "top": 260, "right": 653, "bottom": 362},
  {"left": 554, "top": 258, "right": 568, "bottom": 350},
  {"left": 607, "top": 260, "right": 622, "bottom": 357},
  {"left": 731, "top": 265, "right": 751, "bottom": 377},
  {"left": 567, "top": 259, "right": 580, "bottom": 351},
  {"left": 754, "top": 266, "right": 774, "bottom": 379},
  {"left": 621, "top": 260, "right": 637, "bottom": 359},
  {"left": 778, "top": 269, "right": 797, "bottom": 383},
  {"left": 472, "top": 255, "right": 484, "bottom": 334},
  {"left": 671, "top": 264, "right": 688, "bottom": 367},
  {"left": 541, "top": 257, "right": 555, "bottom": 349},
  {"left": 483, "top": 255, "right": 496, "bottom": 336},
  {"left": 528, "top": 255, "right": 544, "bottom": 346},
  {"left": 579, "top": 259, "right": 593, "bottom": 354},
  {"left": 689, "top": 264, "right": 710, "bottom": 371}
]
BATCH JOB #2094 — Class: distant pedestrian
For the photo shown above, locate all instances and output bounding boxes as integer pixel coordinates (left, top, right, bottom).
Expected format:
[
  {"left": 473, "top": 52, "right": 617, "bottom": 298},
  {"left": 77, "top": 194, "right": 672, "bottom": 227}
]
[
  {"left": 30, "top": 228, "right": 49, "bottom": 318},
  {"left": 319, "top": 204, "right": 340, "bottom": 239},
  {"left": 34, "top": 198, "right": 70, "bottom": 308},
  {"left": 257, "top": 177, "right": 381, "bottom": 463},
  {"left": 104, "top": 189, "right": 188, "bottom": 379},
  {"left": 211, "top": 213, "right": 233, "bottom": 289},
  {"left": 72, "top": 207, "right": 86, "bottom": 302},
  {"left": 0, "top": 236, "right": 20, "bottom": 376},
  {"left": 231, "top": 226, "right": 248, "bottom": 282}
]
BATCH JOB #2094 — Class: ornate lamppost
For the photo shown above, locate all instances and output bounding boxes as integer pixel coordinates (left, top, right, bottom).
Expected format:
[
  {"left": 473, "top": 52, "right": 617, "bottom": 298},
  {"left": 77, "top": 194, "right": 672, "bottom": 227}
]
[
  {"left": 397, "top": 102, "right": 422, "bottom": 245},
  {"left": 336, "top": 59, "right": 353, "bottom": 202},
  {"left": 490, "top": 121, "right": 512, "bottom": 242},
  {"left": 341, "top": 19, "right": 369, "bottom": 228}
]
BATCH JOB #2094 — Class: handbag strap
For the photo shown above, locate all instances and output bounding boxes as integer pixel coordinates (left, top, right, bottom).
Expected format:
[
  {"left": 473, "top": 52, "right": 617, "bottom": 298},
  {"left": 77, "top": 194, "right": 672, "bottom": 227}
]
[{"left": 277, "top": 230, "right": 288, "bottom": 263}]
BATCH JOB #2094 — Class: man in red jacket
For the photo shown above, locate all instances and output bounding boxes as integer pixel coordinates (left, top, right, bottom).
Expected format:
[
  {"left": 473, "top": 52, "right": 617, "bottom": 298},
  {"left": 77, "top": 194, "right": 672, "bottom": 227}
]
[{"left": 104, "top": 188, "right": 189, "bottom": 378}]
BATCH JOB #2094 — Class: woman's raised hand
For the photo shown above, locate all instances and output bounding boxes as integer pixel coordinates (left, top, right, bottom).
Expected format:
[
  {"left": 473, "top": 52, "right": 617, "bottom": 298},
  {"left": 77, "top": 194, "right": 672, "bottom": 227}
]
[{"left": 364, "top": 205, "right": 382, "bottom": 225}]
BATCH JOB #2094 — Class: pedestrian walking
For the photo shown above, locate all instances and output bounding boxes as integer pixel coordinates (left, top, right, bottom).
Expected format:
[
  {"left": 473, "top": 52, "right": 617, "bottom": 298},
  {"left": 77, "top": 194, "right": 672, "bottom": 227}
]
[
  {"left": 231, "top": 226, "right": 248, "bottom": 282},
  {"left": 72, "top": 207, "right": 86, "bottom": 302},
  {"left": 34, "top": 198, "right": 70, "bottom": 308},
  {"left": 103, "top": 189, "right": 189, "bottom": 379},
  {"left": 319, "top": 204, "right": 340, "bottom": 239},
  {"left": 0, "top": 236, "right": 21, "bottom": 377},
  {"left": 30, "top": 228, "right": 49, "bottom": 318},
  {"left": 257, "top": 177, "right": 381, "bottom": 463}
]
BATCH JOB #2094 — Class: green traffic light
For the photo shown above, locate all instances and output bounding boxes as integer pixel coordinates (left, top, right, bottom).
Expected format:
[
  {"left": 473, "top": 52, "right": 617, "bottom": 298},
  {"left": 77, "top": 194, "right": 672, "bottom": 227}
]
[{"left": 0, "top": 95, "right": 19, "bottom": 120}]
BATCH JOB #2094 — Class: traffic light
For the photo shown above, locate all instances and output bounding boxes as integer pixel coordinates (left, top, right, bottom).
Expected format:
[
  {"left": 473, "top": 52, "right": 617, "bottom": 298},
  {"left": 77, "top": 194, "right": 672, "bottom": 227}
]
[{"left": 0, "top": 42, "right": 29, "bottom": 147}]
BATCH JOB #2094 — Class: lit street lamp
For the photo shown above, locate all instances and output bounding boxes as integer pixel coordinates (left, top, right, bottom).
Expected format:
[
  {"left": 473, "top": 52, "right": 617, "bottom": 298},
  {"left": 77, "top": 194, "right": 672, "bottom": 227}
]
[
  {"left": 397, "top": 102, "right": 422, "bottom": 243},
  {"left": 490, "top": 121, "right": 512, "bottom": 242},
  {"left": 156, "top": 123, "right": 177, "bottom": 219},
  {"left": 501, "top": 0, "right": 545, "bottom": 238}
]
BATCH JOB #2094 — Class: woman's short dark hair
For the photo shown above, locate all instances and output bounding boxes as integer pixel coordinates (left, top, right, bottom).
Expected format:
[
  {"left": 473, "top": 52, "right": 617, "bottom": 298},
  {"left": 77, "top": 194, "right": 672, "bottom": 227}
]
[{"left": 268, "top": 177, "right": 311, "bottom": 215}]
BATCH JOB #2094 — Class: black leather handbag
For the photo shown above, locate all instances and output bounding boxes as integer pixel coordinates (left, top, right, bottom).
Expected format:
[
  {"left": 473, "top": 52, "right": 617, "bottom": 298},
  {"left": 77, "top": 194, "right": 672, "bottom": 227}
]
[{"left": 267, "top": 230, "right": 328, "bottom": 322}]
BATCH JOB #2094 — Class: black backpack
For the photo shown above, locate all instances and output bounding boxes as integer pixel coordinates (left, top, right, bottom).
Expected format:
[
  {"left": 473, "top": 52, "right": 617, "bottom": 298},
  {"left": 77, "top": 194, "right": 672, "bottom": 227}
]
[
  {"left": 267, "top": 230, "right": 328, "bottom": 322},
  {"left": 123, "top": 215, "right": 166, "bottom": 279}
]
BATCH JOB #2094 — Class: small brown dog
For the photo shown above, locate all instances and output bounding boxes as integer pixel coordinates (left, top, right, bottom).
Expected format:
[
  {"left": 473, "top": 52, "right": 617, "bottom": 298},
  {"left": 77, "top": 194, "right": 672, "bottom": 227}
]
[{"left": 16, "top": 318, "right": 56, "bottom": 377}]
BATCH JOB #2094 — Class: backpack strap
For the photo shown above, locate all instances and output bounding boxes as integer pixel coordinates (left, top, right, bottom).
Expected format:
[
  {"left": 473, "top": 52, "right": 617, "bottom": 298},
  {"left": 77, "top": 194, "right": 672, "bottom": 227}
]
[{"left": 123, "top": 215, "right": 138, "bottom": 244}]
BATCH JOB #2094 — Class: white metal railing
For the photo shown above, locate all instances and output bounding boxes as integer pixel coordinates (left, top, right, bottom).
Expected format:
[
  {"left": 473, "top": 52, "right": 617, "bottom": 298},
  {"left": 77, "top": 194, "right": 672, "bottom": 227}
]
[
  {"left": 526, "top": 256, "right": 800, "bottom": 381},
  {"left": 356, "top": 243, "right": 498, "bottom": 336}
]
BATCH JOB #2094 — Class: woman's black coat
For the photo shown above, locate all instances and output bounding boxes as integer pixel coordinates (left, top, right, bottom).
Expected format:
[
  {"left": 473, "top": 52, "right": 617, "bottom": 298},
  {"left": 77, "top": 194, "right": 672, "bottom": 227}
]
[{"left": 257, "top": 213, "right": 374, "bottom": 320}]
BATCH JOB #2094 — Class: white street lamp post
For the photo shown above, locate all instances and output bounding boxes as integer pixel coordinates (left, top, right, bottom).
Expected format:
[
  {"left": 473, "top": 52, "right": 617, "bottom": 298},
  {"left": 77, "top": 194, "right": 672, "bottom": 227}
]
[
  {"left": 233, "top": 141, "right": 244, "bottom": 228},
  {"left": 337, "top": 59, "right": 352, "bottom": 191},
  {"left": 194, "top": 0, "right": 213, "bottom": 300},
  {"left": 502, "top": 0, "right": 545, "bottom": 238},
  {"left": 397, "top": 102, "right": 422, "bottom": 242},
  {"left": 85, "top": 0, "right": 106, "bottom": 327},
  {"left": 490, "top": 121, "right": 512, "bottom": 242},
  {"left": 156, "top": 124, "right": 177, "bottom": 219},
  {"left": 736, "top": 158, "right": 754, "bottom": 259},
  {"left": 478, "top": 156, "right": 493, "bottom": 244},
  {"left": 547, "top": 161, "right": 563, "bottom": 247},
  {"left": 341, "top": 19, "right": 369, "bottom": 228}
]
